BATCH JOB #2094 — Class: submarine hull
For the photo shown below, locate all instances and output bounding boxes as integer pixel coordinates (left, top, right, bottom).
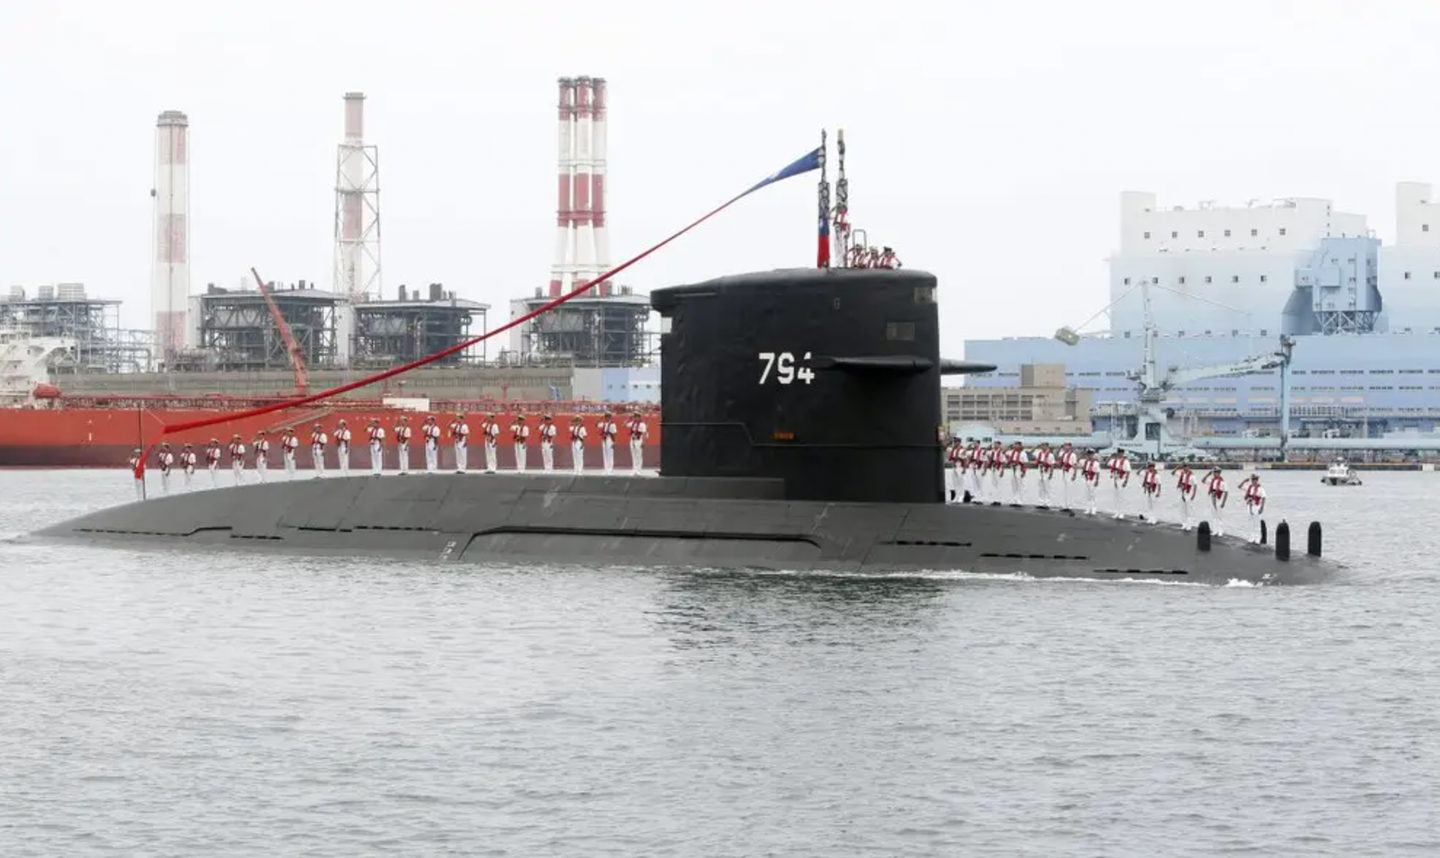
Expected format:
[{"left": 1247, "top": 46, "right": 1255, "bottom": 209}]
[{"left": 31, "top": 473, "right": 1339, "bottom": 586}]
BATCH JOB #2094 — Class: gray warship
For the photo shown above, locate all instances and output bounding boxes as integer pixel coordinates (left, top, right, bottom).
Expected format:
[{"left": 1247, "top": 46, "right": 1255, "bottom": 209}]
[{"left": 32, "top": 267, "right": 1341, "bottom": 585}]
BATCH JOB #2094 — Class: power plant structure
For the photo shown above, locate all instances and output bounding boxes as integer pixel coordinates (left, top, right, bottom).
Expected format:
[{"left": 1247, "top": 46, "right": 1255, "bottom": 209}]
[
  {"left": 508, "top": 76, "right": 653, "bottom": 368},
  {"left": 152, "top": 109, "right": 191, "bottom": 363}
]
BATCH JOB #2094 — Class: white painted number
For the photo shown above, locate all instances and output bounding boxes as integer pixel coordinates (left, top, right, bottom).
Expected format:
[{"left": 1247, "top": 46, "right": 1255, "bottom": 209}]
[{"left": 758, "top": 351, "right": 815, "bottom": 385}]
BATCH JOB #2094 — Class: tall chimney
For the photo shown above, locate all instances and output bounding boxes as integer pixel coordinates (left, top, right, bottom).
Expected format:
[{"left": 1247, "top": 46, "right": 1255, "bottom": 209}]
[
  {"left": 151, "top": 110, "right": 190, "bottom": 361},
  {"left": 591, "top": 77, "right": 611, "bottom": 297},
  {"left": 572, "top": 76, "right": 596, "bottom": 292},
  {"left": 549, "top": 78, "right": 576, "bottom": 298}
]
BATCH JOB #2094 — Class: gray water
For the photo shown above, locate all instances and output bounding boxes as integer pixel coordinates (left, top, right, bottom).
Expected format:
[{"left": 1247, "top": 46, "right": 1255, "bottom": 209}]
[{"left": 2, "top": 469, "right": 1438, "bottom": 857}]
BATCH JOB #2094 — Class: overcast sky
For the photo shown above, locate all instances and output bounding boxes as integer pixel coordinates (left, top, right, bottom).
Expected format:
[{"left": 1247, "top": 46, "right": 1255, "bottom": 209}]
[{"left": 4, "top": 0, "right": 1440, "bottom": 360}]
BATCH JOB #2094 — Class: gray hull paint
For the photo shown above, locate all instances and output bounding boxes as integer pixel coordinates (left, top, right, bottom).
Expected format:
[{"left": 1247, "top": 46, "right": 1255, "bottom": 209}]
[{"left": 31, "top": 473, "right": 1340, "bottom": 586}]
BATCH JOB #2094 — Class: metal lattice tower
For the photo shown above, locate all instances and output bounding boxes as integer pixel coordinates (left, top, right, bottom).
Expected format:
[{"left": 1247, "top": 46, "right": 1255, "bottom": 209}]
[{"left": 333, "top": 92, "right": 382, "bottom": 304}]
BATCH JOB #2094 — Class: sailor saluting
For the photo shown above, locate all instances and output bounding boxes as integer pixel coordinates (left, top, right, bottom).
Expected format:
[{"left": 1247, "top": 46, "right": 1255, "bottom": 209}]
[
  {"left": 1174, "top": 462, "right": 1198, "bottom": 531},
  {"left": 1140, "top": 460, "right": 1161, "bottom": 524},
  {"left": 1205, "top": 467, "right": 1228, "bottom": 536},
  {"left": 1243, "top": 473, "right": 1267, "bottom": 543}
]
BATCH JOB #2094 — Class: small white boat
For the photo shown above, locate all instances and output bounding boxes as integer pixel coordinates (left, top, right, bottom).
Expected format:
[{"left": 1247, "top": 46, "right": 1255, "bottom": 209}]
[{"left": 1320, "top": 458, "right": 1363, "bottom": 486}]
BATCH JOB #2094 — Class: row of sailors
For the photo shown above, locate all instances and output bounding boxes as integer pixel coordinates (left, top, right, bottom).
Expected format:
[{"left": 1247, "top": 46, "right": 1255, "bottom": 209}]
[
  {"left": 943, "top": 438, "right": 1270, "bottom": 542},
  {"left": 131, "top": 412, "right": 651, "bottom": 497}
]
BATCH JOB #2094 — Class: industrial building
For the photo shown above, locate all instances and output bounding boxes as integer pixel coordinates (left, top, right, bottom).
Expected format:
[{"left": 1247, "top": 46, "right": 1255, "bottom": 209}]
[
  {"left": 942, "top": 363, "right": 1093, "bottom": 435},
  {"left": 963, "top": 182, "right": 1440, "bottom": 440},
  {"left": 1, "top": 284, "right": 155, "bottom": 373},
  {"left": 185, "top": 281, "right": 340, "bottom": 372},
  {"left": 352, "top": 284, "right": 489, "bottom": 368}
]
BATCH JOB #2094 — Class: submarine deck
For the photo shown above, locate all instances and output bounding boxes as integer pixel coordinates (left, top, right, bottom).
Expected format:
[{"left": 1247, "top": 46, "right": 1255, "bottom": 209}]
[{"left": 30, "top": 471, "right": 1340, "bottom": 586}]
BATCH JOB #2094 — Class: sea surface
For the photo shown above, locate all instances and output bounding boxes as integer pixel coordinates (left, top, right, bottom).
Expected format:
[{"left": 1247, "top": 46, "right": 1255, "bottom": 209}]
[{"left": 1, "top": 468, "right": 1438, "bottom": 857}]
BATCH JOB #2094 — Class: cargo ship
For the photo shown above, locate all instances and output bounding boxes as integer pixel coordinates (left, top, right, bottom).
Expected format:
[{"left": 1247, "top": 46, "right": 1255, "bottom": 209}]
[{"left": 0, "top": 391, "right": 660, "bottom": 471}]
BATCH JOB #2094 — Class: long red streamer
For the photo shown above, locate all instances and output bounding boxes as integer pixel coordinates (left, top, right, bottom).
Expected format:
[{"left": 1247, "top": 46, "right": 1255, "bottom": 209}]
[{"left": 133, "top": 178, "right": 770, "bottom": 480}]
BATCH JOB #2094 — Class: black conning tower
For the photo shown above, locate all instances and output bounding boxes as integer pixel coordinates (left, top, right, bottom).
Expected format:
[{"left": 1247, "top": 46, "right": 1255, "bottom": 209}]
[{"left": 652, "top": 267, "right": 943, "bottom": 503}]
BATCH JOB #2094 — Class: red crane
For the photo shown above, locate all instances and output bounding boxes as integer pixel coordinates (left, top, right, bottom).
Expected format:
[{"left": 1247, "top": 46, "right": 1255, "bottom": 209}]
[{"left": 250, "top": 267, "right": 310, "bottom": 396}]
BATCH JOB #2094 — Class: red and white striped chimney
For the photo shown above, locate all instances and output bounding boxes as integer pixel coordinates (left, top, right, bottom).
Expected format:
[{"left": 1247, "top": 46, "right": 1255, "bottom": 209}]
[
  {"left": 591, "top": 77, "right": 610, "bottom": 297},
  {"left": 549, "top": 78, "right": 576, "bottom": 297},
  {"left": 571, "top": 77, "right": 595, "bottom": 292}
]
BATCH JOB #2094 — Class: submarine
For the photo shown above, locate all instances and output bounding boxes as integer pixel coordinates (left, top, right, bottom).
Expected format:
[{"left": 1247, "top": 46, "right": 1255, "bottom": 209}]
[{"left": 32, "top": 267, "right": 1342, "bottom": 586}]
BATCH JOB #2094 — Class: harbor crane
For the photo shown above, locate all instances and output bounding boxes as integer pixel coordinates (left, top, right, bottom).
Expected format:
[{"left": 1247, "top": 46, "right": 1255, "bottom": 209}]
[
  {"left": 250, "top": 267, "right": 310, "bottom": 396},
  {"left": 1056, "top": 277, "right": 1295, "bottom": 459}
]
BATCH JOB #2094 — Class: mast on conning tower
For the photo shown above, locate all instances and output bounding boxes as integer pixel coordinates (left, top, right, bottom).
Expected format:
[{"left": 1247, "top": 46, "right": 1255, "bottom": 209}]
[
  {"left": 825, "top": 129, "right": 901, "bottom": 270},
  {"left": 817, "top": 130, "right": 831, "bottom": 268}
]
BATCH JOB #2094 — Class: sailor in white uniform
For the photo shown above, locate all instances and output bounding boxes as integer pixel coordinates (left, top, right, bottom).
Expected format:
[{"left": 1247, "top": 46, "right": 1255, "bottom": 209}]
[
  {"left": 569, "top": 416, "right": 587, "bottom": 474},
  {"left": 538, "top": 415, "right": 557, "bottom": 472},
  {"left": 1055, "top": 441, "right": 1077, "bottom": 510},
  {"left": 1174, "top": 463, "right": 1198, "bottom": 530},
  {"left": 394, "top": 416, "right": 412, "bottom": 475},
  {"left": 181, "top": 443, "right": 197, "bottom": 490},
  {"left": 511, "top": 415, "right": 530, "bottom": 473},
  {"left": 599, "top": 412, "right": 618, "bottom": 474},
  {"left": 450, "top": 413, "right": 470, "bottom": 473},
  {"left": 1139, "top": 461, "right": 1161, "bottom": 523},
  {"left": 1205, "top": 467, "right": 1228, "bottom": 536},
  {"left": 156, "top": 443, "right": 175, "bottom": 495},
  {"left": 1004, "top": 441, "right": 1028, "bottom": 506},
  {"left": 1032, "top": 441, "right": 1055, "bottom": 508},
  {"left": 228, "top": 435, "right": 246, "bottom": 485},
  {"left": 422, "top": 415, "right": 441, "bottom": 473},
  {"left": 129, "top": 447, "right": 145, "bottom": 499},
  {"left": 943, "top": 437, "right": 962, "bottom": 503},
  {"left": 480, "top": 413, "right": 500, "bottom": 473},
  {"left": 252, "top": 431, "right": 270, "bottom": 482},
  {"left": 966, "top": 440, "right": 984, "bottom": 502},
  {"left": 205, "top": 439, "right": 222, "bottom": 488},
  {"left": 1107, "top": 449, "right": 1131, "bottom": 519},
  {"left": 1078, "top": 448, "right": 1101, "bottom": 515},
  {"left": 366, "top": 419, "right": 385, "bottom": 476},
  {"left": 310, "top": 423, "right": 328, "bottom": 478},
  {"left": 628, "top": 414, "right": 649, "bottom": 474},
  {"left": 281, "top": 428, "right": 299, "bottom": 478},
  {"left": 987, "top": 441, "right": 1004, "bottom": 501},
  {"left": 334, "top": 420, "right": 352, "bottom": 476},
  {"left": 1243, "top": 473, "right": 1267, "bottom": 543}
]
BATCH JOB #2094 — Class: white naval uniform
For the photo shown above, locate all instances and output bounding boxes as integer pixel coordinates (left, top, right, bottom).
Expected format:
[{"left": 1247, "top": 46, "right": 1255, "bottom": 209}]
[
  {"left": 966, "top": 445, "right": 983, "bottom": 501},
  {"left": 282, "top": 434, "right": 299, "bottom": 477},
  {"left": 988, "top": 447, "right": 1004, "bottom": 499},
  {"left": 253, "top": 439, "right": 270, "bottom": 482},
  {"left": 512, "top": 424, "right": 530, "bottom": 473},
  {"left": 482, "top": 421, "right": 500, "bottom": 473},
  {"left": 206, "top": 447, "right": 221, "bottom": 487},
  {"left": 335, "top": 428, "right": 352, "bottom": 475},
  {"left": 1056, "top": 448, "right": 1077, "bottom": 509},
  {"left": 311, "top": 432, "right": 328, "bottom": 477},
  {"left": 1033, "top": 448, "right": 1055, "bottom": 507},
  {"left": 423, "top": 423, "right": 440, "bottom": 472},
  {"left": 158, "top": 451, "right": 174, "bottom": 494},
  {"left": 129, "top": 455, "right": 144, "bottom": 499},
  {"left": 629, "top": 419, "right": 648, "bottom": 474},
  {"left": 451, "top": 420, "right": 470, "bottom": 473},
  {"left": 1176, "top": 470, "right": 1198, "bottom": 530},
  {"left": 1140, "top": 467, "right": 1161, "bottom": 522},
  {"left": 539, "top": 422, "right": 557, "bottom": 472},
  {"left": 395, "top": 424, "right": 412, "bottom": 474},
  {"left": 1244, "top": 481, "right": 1268, "bottom": 543},
  {"left": 1080, "top": 457, "right": 1100, "bottom": 515},
  {"left": 368, "top": 426, "right": 385, "bottom": 475},
  {"left": 599, "top": 420, "right": 618, "bottom": 474},
  {"left": 1108, "top": 455, "right": 1131, "bottom": 518},
  {"left": 1006, "top": 448, "right": 1028, "bottom": 505},
  {"left": 1207, "top": 474, "right": 1228, "bottom": 536},
  {"left": 181, "top": 451, "right": 197, "bottom": 489},
  {"left": 570, "top": 424, "right": 588, "bottom": 474},
  {"left": 229, "top": 443, "right": 246, "bottom": 485}
]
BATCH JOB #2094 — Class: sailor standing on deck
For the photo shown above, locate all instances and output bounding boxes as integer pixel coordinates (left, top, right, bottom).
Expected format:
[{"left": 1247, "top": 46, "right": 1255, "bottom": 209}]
[
  {"left": 394, "top": 416, "right": 412, "bottom": 475},
  {"left": 511, "top": 415, "right": 530, "bottom": 473},
  {"left": 569, "top": 416, "right": 587, "bottom": 474},
  {"left": 206, "top": 439, "right": 221, "bottom": 487},
  {"left": 988, "top": 440, "right": 1005, "bottom": 501},
  {"left": 967, "top": 439, "right": 984, "bottom": 502},
  {"left": 422, "top": 415, "right": 440, "bottom": 473},
  {"left": 973, "top": 441, "right": 992, "bottom": 504},
  {"left": 1243, "top": 473, "right": 1267, "bottom": 543},
  {"left": 943, "top": 437, "right": 961, "bottom": 503},
  {"left": 1005, "top": 441, "right": 1029, "bottom": 506},
  {"left": 228, "top": 434, "right": 246, "bottom": 485},
  {"left": 1078, "top": 447, "right": 1101, "bottom": 515},
  {"left": 539, "top": 415, "right": 557, "bottom": 472},
  {"left": 1206, "top": 467, "right": 1229, "bottom": 536},
  {"left": 450, "top": 413, "right": 470, "bottom": 473},
  {"left": 480, "top": 413, "right": 500, "bottom": 473},
  {"left": 1107, "top": 449, "right": 1131, "bottom": 518},
  {"left": 181, "top": 444, "right": 197, "bottom": 490},
  {"left": 1175, "top": 463, "right": 1198, "bottom": 530},
  {"left": 156, "top": 443, "right": 174, "bottom": 494},
  {"left": 1140, "top": 461, "right": 1162, "bottom": 523},
  {"left": 281, "top": 427, "right": 299, "bottom": 478},
  {"left": 334, "top": 420, "right": 352, "bottom": 476},
  {"left": 252, "top": 431, "right": 271, "bottom": 482},
  {"left": 1032, "top": 442, "right": 1055, "bottom": 508},
  {"left": 599, "top": 411, "right": 618, "bottom": 474},
  {"left": 366, "top": 419, "right": 385, "bottom": 476},
  {"left": 310, "top": 423, "right": 328, "bottom": 478},
  {"left": 628, "top": 414, "right": 649, "bottom": 474},
  {"left": 1056, "top": 441, "right": 1077, "bottom": 510},
  {"left": 129, "top": 447, "right": 144, "bottom": 499}
]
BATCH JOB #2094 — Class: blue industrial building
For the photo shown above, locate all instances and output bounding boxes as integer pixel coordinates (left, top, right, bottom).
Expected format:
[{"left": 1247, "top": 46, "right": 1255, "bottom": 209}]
[{"left": 961, "top": 185, "right": 1440, "bottom": 439}]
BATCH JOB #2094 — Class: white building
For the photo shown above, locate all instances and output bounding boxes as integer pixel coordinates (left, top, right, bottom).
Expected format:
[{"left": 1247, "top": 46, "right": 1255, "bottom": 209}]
[
  {"left": 1108, "top": 191, "right": 1371, "bottom": 339},
  {"left": 1377, "top": 181, "right": 1440, "bottom": 335}
]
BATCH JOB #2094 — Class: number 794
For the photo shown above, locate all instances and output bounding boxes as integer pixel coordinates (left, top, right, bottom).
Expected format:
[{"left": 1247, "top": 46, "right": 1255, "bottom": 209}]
[{"left": 757, "top": 351, "right": 815, "bottom": 385}]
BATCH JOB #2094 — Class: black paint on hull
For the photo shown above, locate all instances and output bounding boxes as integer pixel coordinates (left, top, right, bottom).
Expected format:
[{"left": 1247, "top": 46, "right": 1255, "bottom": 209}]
[{"left": 30, "top": 473, "right": 1341, "bottom": 586}]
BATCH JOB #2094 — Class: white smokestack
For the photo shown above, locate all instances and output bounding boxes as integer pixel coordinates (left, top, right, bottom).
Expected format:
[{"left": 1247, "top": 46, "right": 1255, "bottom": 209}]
[
  {"left": 591, "top": 77, "right": 611, "bottom": 297},
  {"left": 151, "top": 109, "right": 190, "bottom": 361}
]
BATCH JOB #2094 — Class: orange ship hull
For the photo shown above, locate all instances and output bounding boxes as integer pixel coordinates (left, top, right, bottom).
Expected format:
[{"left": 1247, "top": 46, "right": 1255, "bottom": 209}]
[{"left": 0, "top": 396, "right": 660, "bottom": 471}]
